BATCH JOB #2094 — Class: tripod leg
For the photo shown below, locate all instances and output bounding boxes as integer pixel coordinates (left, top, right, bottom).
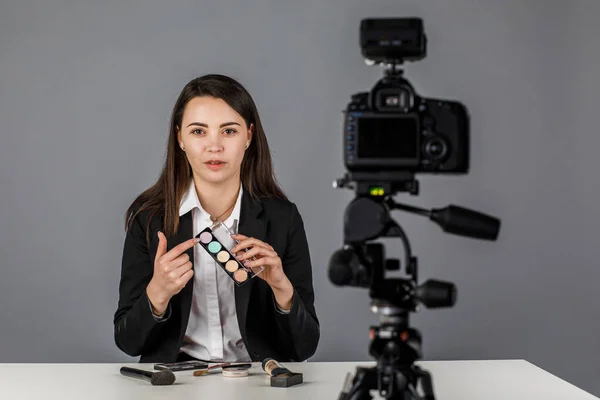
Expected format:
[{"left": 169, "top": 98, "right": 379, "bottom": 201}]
[
  {"left": 413, "top": 366, "right": 435, "bottom": 400},
  {"left": 338, "top": 366, "right": 377, "bottom": 400}
]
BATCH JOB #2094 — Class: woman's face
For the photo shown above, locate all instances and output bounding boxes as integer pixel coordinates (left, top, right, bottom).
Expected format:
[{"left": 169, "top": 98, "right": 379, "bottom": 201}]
[{"left": 178, "top": 96, "right": 252, "bottom": 186}]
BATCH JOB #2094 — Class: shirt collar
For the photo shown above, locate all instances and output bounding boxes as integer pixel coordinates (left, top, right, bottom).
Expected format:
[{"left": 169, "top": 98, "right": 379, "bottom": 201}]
[
  {"left": 179, "top": 180, "right": 201, "bottom": 217},
  {"left": 224, "top": 183, "right": 244, "bottom": 231},
  {"left": 179, "top": 180, "right": 244, "bottom": 228}
]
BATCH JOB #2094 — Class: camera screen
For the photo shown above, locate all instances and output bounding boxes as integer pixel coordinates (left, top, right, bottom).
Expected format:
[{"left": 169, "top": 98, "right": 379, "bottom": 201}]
[{"left": 357, "top": 116, "right": 419, "bottom": 159}]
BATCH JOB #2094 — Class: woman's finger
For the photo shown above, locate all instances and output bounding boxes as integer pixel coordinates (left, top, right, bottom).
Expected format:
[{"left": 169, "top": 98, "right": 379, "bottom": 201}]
[
  {"left": 231, "top": 234, "right": 275, "bottom": 251},
  {"left": 162, "top": 237, "right": 199, "bottom": 262},
  {"left": 177, "top": 269, "right": 194, "bottom": 288},
  {"left": 245, "top": 256, "right": 278, "bottom": 268},
  {"left": 168, "top": 253, "right": 190, "bottom": 270},
  {"left": 172, "top": 260, "right": 193, "bottom": 276},
  {"left": 238, "top": 246, "right": 277, "bottom": 261},
  {"left": 231, "top": 237, "right": 267, "bottom": 253}
]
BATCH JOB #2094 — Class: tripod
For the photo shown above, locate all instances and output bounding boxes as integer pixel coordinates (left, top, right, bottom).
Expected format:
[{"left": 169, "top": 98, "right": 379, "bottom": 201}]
[
  {"left": 330, "top": 172, "right": 499, "bottom": 400},
  {"left": 330, "top": 228, "right": 449, "bottom": 400},
  {"left": 338, "top": 302, "right": 435, "bottom": 400},
  {"left": 333, "top": 234, "right": 442, "bottom": 400}
]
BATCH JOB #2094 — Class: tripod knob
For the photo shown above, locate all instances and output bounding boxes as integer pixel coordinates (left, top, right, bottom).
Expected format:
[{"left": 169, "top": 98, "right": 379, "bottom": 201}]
[
  {"left": 416, "top": 279, "right": 457, "bottom": 308},
  {"left": 333, "top": 178, "right": 345, "bottom": 189}
]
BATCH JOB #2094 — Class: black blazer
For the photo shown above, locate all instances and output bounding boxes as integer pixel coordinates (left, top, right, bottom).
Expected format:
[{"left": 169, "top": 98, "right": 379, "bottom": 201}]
[{"left": 113, "top": 190, "right": 320, "bottom": 363}]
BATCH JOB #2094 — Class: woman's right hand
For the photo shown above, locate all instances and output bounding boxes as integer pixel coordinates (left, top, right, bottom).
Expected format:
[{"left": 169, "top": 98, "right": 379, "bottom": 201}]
[{"left": 146, "top": 231, "right": 199, "bottom": 315}]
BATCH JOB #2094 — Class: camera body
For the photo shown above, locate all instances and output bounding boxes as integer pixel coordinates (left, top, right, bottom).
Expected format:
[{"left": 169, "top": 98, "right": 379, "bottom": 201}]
[
  {"left": 344, "top": 84, "right": 470, "bottom": 173},
  {"left": 344, "top": 18, "right": 469, "bottom": 175}
]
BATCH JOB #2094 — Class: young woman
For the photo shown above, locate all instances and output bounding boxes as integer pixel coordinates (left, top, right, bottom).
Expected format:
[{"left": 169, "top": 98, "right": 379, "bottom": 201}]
[{"left": 113, "top": 74, "right": 319, "bottom": 363}]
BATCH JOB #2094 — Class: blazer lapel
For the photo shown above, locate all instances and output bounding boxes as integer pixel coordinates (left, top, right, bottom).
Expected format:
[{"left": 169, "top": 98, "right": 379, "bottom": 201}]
[
  {"left": 171, "top": 210, "right": 195, "bottom": 343},
  {"left": 235, "top": 190, "right": 265, "bottom": 344}
]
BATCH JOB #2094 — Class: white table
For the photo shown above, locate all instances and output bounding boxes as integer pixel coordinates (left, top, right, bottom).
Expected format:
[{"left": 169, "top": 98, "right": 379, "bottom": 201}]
[{"left": 0, "top": 360, "right": 596, "bottom": 399}]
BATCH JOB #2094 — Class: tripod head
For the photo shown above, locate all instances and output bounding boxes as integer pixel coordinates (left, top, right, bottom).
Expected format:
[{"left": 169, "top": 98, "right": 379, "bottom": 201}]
[{"left": 330, "top": 170, "right": 499, "bottom": 304}]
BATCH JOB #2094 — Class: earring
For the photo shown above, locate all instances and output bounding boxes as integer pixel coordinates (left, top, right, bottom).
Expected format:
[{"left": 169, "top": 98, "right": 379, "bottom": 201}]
[
  {"left": 180, "top": 143, "right": 185, "bottom": 151},
  {"left": 245, "top": 143, "right": 250, "bottom": 149}
]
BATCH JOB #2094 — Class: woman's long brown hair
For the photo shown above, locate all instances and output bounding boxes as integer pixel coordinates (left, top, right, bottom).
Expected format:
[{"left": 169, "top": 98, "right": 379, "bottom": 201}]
[{"left": 125, "top": 74, "right": 287, "bottom": 244}]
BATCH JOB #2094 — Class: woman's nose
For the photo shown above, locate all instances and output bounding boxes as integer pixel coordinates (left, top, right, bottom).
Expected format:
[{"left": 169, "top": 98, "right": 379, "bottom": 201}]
[{"left": 206, "top": 132, "right": 223, "bottom": 152}]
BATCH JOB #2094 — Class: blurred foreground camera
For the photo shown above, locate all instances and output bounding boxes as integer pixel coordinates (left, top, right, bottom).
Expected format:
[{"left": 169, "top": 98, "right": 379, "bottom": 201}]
[{"left": 332, "top": 18, "right": 501, "bottom": 400}]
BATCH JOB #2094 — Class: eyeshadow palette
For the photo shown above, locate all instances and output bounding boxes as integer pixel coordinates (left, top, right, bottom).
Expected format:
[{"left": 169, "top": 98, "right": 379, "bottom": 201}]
[{"left": 195, "top": 226, "right": 264, "bottom": 286}]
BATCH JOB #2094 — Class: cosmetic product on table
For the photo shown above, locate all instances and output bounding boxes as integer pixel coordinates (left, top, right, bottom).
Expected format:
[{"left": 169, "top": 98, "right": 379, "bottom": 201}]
[
  {"left": 193, "top": 363, "right": 252, "bottom": 377},
  {"left": 262, "top": 358, "right": 303, "bottom": 388}
]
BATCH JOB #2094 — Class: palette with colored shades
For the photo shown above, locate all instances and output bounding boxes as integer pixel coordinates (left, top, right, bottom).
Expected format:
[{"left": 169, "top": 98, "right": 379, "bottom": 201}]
[{"left": 195, "top": 227, "right": 264, "bottom": 286}]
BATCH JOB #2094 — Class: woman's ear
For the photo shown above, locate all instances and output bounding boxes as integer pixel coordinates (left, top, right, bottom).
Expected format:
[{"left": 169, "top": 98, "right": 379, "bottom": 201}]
[
  {"left": 176, "top": 127, "right": 185, "bottom": 151},
  {"left": 247, "top": 123, "right": 254, "bottom": 148}
]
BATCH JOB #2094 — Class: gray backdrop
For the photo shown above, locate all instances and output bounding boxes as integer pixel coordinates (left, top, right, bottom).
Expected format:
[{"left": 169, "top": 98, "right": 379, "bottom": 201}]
[{"left": 2, "top": 0, "right": 599, "bottom": 396}]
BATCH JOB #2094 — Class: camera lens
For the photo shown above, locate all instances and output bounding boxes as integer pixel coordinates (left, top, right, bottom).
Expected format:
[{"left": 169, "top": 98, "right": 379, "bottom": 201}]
[{"left": 424, "top": 137, "right": 447, "bottom": 160}]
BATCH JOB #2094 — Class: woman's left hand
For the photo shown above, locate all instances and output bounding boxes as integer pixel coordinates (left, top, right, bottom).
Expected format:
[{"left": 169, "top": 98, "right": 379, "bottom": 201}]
[{"left": 231, "top": 234, "right": 290, "bottom": 290}]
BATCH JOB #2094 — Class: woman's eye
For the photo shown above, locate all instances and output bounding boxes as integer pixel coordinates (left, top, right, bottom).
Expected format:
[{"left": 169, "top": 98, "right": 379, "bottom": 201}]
[
  {"left": 224, "top": 129, "right": 237, "bottom": 135},
  {"left": 191, "top": 129, "right": 204, "bottom": 135}
]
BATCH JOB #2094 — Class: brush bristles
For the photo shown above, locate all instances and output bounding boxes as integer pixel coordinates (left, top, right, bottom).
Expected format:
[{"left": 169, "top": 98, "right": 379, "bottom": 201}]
[{"left": 151, "top": 370, "right": 176, "bottom": 385}]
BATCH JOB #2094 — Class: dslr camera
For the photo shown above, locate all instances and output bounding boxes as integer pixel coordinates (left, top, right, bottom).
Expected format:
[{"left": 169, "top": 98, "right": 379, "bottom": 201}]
[{"left": 344, "top": 18, "right": 468, "bottom": 181}]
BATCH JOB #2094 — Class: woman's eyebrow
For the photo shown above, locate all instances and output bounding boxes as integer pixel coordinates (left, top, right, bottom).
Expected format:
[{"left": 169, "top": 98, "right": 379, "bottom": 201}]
[{"left": 186, "top": 122, "right": 241, "bottom": 128}]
